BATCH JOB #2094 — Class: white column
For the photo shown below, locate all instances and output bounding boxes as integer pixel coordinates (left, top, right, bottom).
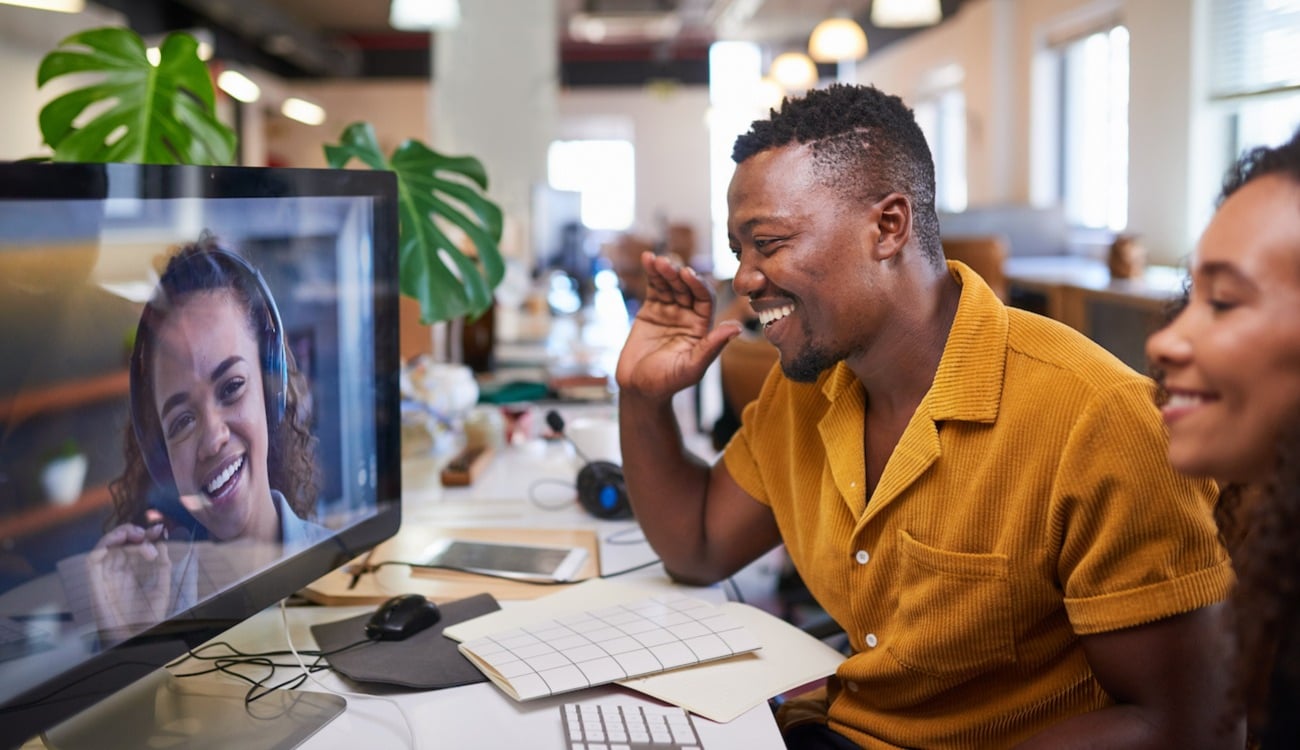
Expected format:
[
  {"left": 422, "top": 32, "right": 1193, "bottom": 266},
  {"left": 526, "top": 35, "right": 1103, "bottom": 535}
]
[{"left": 432, "top": 0, "right": 559, "bottom": 265}]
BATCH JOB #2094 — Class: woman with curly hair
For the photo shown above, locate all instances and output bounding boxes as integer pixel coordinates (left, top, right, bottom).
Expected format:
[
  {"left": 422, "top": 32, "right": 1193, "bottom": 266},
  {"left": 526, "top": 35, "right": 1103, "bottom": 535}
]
[
  {"left": 1147, "top": 126, "right": 1300, "bottom": 748},
  {"left": 106, "top": 235, "right": 325, "bottom": 546}
]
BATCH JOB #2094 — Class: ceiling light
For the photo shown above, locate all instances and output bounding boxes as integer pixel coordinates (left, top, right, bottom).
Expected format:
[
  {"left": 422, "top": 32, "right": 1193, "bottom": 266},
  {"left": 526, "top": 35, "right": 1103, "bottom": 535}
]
[
  {"left": 0, "top": 0, "right": 84, "bottom": 12},
  {"left": 281, "top": 97, "right": 326, "bottom": 126},
  {"left": 217, "top": 69, "right": 261, "bottom": 103},
  {"left": 389, "top": 0, "right": 460, "bottom": 32},
  {"left": 870, "top": 0, "right": 941, "bottom": 28},
  {"left": 569, "top": 12, "right": 682, "bottom": 43},
  {"left": 770, "top": 51, "right": 818, "bottom": 92},
  {"left": 808, "top": 17, "right": 868, "bottom": 62}
]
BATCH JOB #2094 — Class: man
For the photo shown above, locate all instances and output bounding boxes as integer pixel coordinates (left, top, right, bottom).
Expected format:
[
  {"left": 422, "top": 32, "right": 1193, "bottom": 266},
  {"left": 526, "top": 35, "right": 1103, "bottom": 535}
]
[{"left": 614, "top": 84, "right": 1239, "bottom": 749}]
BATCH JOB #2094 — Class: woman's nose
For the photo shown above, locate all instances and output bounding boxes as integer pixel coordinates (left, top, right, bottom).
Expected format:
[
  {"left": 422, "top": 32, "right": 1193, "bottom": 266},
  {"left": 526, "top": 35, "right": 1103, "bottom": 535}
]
[
  {"left": 1146, "top": 312, "right": 1193, "bottom": 370},
  {"left": 197, "top": 407, "right": 230, "bottom": 458}
]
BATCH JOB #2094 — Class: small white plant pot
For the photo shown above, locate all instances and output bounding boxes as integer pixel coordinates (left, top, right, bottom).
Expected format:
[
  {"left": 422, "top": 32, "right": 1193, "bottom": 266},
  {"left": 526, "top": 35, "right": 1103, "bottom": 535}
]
[{"left": 42, "top": 454, "right": 88, "bottom": 506}]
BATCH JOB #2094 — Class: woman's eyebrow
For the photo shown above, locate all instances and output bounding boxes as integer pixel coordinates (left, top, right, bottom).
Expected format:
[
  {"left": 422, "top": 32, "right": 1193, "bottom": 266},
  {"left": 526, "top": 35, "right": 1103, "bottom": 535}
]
[
  {"left": 159, "top": 356, "right": 246, "bottom": 420},
  {"left": 209, "top": 355, "right": 245, "bottom": 383},
  {"left": 1198, "top": 261, "right": 1257, "bottom": 290}
]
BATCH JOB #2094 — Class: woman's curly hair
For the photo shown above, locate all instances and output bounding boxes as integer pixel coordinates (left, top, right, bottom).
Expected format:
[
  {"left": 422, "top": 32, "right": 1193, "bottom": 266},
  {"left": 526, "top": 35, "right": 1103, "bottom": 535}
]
[
  {"left": 1193, "top": 126, "right": 1300, "bottom": 734},
  {"left": 108, "top": 235, "right": 319, "bottom": 537}
]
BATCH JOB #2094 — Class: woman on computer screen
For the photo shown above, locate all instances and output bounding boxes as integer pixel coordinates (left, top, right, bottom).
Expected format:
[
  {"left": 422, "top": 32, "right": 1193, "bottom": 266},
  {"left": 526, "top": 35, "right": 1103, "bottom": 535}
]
[
  {"left": 109, "top": 235, "right": 325, "bottom": 544},
  {"left": 84, "top": 237, "right": 329, "bottom": 635},
  {"left": 1145, "top": 127, "right": 1300, "bottom": 749}
]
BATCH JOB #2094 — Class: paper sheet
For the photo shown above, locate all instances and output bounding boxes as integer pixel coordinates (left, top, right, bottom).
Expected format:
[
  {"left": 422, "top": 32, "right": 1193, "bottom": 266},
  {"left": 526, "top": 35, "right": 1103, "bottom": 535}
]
[{"left": 445, "top": 578, "right": 845, "bottom": 723}]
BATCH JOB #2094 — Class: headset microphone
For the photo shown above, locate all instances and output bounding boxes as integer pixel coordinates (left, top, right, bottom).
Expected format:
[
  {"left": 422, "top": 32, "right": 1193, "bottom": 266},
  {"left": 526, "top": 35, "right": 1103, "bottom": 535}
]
[{"left": 546, "top": 410, "right": 632, "bottom": 520}]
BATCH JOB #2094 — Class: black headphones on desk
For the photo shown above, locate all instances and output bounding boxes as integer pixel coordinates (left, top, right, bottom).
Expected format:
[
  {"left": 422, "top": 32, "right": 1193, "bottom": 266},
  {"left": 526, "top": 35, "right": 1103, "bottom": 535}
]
[{"left": 545, "top": 410, "right": 632, "bottom": 520}]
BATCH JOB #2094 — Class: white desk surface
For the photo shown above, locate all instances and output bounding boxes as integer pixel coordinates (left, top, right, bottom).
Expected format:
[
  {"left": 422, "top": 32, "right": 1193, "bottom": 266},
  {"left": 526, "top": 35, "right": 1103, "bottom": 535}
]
[{"left": 181, "top": 401, "right": 784, "bottom": 749}]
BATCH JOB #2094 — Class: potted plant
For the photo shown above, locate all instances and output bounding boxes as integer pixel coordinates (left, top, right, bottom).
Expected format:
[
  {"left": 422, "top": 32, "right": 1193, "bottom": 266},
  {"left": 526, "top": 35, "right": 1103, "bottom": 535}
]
[
  {"left": 41, "top": 439, "right": 88, "bottom": 506},
  {"left": 35, "top": 26, "right": 504, "bottom": 324}
]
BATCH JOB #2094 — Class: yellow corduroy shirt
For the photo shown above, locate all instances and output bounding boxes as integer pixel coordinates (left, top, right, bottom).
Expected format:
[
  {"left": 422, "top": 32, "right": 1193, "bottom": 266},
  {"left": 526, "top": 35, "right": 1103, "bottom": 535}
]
[{"left": 723, "top": 262, "right": 1232, "bottom": 749}]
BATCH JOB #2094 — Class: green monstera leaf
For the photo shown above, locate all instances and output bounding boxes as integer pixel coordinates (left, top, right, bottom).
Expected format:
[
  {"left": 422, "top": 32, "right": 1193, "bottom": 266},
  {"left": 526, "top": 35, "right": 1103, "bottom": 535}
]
[
  {"left": 37, "top": 27, "right": 236, "bottom": 165},
  {"left": 325, "top": 122, "right": 505, "bottom": 323}
]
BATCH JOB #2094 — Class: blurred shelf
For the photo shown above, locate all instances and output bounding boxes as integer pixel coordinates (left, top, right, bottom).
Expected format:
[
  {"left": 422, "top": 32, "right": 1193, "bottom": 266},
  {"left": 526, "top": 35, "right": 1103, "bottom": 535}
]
[
  {"left": 0, "top": 484, "right": 112, "bottom": 541},
  {"left": 0, "top": 370, "right": 130, "bottom": 424}
]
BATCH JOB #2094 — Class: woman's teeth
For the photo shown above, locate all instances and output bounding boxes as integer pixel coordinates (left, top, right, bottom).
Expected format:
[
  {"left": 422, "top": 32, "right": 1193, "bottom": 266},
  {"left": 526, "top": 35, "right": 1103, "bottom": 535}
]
[
  {"left": 1166, "top": 393, "right": 1208, "bottom": 409},
  {"left": 205, "top": 456, "right": 244, "bottom": 495},
  {"left": 758, "top": 304, "right": 794, "bottom": 328}
]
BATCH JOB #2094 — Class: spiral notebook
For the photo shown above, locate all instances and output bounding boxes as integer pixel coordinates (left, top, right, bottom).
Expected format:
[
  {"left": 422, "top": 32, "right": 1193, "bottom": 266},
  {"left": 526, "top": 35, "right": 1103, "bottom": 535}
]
[
  {"left": 457, "top": 593, "right": 762, "bottom": 702},
  {"left": 445, "top": 577, "right": 845, "bottom": 723}
]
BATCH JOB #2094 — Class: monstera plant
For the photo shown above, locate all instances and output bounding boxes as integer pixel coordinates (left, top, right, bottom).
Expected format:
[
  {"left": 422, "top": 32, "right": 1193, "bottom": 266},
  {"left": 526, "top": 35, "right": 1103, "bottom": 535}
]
[
  {"left": 37, "top": 27, "right": 236, "bottom": 164},
  {"left": 34, "top": 25, "right": 503, "bottom": 323},
  {"left": 325, "top": 123, "right": 505, "bottom": 323}
]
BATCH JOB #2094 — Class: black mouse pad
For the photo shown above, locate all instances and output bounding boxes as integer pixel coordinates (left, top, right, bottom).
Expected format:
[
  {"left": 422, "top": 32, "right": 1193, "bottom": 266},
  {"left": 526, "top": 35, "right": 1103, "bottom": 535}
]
[{"left": 310, "top": 593, "right": 500, "bottom": 690}]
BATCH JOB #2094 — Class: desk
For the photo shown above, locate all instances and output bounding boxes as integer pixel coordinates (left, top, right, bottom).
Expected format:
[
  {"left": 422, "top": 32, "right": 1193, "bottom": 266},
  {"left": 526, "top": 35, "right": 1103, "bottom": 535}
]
[
  {"left": 172, "top": 403, "right": 783, "bottom": 749},
  {"left": 1005, "top": 256, "right": 1187, "bottom": 371}
]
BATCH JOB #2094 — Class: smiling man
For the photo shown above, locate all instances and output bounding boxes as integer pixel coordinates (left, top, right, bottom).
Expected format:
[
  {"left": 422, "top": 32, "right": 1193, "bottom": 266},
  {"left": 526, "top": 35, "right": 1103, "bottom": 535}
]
[{"left": 614, "top": 84, "right": 1240, "bottom": 749}]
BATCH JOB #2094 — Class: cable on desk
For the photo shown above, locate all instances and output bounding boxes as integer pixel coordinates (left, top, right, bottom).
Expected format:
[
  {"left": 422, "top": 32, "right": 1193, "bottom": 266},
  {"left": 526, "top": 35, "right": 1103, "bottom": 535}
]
[
  {"left": 167, "top": 637, "right": 370, "bottom": 704},
  {"left": 278, "top": 599, "right": 419, "bottom": 750},
  {"left": 725, "top": 576, "right": 747, "bottom": 604},
  {"left": 602, "top": 526, "right": 647, "bottom": 546},
  {"left": 526, "top": 477, "right": 582, "bottom": 511},
  {"left": 361, "top": 556, "right": 663, "bottom": 585}
]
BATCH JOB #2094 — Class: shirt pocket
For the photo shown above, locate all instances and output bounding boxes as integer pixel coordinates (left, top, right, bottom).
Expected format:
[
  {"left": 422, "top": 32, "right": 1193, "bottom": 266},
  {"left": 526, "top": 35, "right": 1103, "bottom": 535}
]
[{"left": 885, "top": 529, "right": 1017, "bottom": 678}]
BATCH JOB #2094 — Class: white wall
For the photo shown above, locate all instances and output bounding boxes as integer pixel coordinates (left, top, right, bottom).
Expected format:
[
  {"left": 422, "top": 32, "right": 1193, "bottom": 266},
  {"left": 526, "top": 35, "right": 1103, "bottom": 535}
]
[
  {"left": 0, "top": 3, "right": 125, "bottom": 161},
  {"left": 558, "top": 85, "right": 712, "bottom": 260},
  {"left": 261, "top": 79, "right": 432, "bottom": 169},
  {"left": 854, "top": 0, "right": 1208, "bottom": 265}
]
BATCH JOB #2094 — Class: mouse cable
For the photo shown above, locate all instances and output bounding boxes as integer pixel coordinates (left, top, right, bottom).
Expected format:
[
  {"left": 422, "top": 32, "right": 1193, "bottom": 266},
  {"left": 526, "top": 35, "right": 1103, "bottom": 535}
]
[
  {"left": 169, "top": 637, "right": 370, "bottom": 706},
  {"left": 278, "top": 599, "right": 419, "bottom": 750}
]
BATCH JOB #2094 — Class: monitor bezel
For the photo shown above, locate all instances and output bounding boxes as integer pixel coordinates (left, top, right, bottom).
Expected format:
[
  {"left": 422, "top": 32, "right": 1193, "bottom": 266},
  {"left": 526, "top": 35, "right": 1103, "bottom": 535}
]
[{"left": 0, "top": 161, "right": 403, "bottom": 746}]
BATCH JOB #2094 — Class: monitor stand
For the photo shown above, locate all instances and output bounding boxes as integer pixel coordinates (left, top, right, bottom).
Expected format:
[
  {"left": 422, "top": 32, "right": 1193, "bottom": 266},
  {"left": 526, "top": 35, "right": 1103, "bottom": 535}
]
[{"left": 40, "top": 668, "right": 346, "bottom": 750}]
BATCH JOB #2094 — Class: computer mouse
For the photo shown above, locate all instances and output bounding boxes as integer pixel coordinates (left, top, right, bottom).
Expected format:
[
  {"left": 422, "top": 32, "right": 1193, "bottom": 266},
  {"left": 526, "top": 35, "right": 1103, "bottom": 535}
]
[{"left": 365, "top": 593, "right": 442, "bottom": 641}]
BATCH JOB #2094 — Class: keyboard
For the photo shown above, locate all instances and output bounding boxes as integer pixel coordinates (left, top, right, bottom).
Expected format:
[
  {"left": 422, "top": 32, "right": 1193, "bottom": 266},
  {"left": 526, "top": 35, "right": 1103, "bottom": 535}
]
[{"left": 561, "top": 702, "right": 704, "bottom": 749}]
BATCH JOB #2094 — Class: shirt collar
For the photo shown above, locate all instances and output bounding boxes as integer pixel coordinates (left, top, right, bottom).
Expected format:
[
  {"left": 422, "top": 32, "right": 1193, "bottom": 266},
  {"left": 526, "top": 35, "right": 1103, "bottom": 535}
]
[{"left": 819, "top": 260, "right": 1007, "bottom": 424}]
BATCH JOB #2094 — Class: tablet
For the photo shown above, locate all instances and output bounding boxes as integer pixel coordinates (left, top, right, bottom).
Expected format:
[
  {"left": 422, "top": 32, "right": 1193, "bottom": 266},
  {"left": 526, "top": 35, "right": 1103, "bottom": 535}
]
[{"left": 417, "top": 539, "right": 589, "bottom": 583}]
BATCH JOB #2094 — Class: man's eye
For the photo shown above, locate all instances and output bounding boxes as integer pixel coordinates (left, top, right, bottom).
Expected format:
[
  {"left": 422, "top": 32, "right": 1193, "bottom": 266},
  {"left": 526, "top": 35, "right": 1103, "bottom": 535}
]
[
  {"left": 729, "top": 245, "right": 741, "bottom": 259},
  {"left": 1208, "top": 299, "right": 1236, "bottom": 313}
]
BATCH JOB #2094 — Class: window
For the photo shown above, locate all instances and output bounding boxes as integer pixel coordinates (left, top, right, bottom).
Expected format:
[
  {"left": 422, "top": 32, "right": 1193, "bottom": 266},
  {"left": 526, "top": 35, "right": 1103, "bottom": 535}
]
[
  {"left": 707, "top": 40, "right": 767, "bottom": 279},
  {"left": 913, "top": 80, "right": 968, "bottom": 213},
  {"left": 1054, "top": 24, "right": 1129, "bottom": 231},
  {"left": 547, "top": 140, "right": 635, "bottom": 231},
  {"left": 1210, "top": 0, "right": 1300, "bottom": 156}
]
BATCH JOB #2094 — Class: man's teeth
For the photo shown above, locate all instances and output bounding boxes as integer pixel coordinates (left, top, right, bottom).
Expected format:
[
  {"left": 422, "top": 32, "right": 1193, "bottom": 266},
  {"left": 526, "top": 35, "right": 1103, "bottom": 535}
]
[
  {"left": 758, "top": 304, "right": 794, "bottom": 328},
  {"left": 1166, "top": 393, "right": 1207, "bottom": 409},
  {"left": 205, "top": 456, "right": 244, "bottom": 495}
]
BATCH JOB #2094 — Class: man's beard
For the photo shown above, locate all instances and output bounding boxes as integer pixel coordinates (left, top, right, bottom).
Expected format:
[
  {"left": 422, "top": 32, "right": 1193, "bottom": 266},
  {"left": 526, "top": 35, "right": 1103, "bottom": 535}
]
[{"left": 780, "top": 340, "right": 839, "bottom": 383}]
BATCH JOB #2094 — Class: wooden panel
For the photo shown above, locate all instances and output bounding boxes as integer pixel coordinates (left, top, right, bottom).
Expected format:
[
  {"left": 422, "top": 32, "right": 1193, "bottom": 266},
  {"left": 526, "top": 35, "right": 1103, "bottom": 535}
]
[{"left": 0, "top": 370, "right": 129, "bottom": 425}]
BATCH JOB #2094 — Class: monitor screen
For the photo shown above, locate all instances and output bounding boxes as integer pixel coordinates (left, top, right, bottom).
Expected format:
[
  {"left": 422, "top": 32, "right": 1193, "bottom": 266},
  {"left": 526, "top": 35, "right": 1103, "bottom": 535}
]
[{"left": 0, "top": 162, "right": 401, "bottom": 746}]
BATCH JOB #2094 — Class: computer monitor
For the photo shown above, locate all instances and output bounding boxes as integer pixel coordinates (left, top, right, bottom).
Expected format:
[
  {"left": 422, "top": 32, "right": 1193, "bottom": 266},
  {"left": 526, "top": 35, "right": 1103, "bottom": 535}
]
[{"left": 0, "top": 162, "right": 401, "bottom": 748}]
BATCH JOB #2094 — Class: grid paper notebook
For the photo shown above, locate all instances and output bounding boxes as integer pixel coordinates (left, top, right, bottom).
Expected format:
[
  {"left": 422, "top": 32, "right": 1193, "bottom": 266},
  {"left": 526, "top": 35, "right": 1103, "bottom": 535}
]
[{"left": 458, "top": 593, "right": 762, "bottom": 701}]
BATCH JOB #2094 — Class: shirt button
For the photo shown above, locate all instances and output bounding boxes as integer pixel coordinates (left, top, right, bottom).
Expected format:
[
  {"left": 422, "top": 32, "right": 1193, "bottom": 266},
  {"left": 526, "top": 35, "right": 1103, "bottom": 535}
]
[
  {"left": 865, "top": 633, "right": 878, "bottom": 648},
  {"left": 847, "top": 681, "right": 860, "bottom": 692},
  {"left": 854, "top": 550, "right": 870, "bottom": 565}
]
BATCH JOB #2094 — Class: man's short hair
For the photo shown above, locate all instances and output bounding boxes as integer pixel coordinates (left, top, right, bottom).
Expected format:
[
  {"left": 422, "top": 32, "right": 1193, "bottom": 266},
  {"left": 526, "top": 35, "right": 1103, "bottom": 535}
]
[{"left": 732, "top": 84, "right": 943, "bottom": 266}]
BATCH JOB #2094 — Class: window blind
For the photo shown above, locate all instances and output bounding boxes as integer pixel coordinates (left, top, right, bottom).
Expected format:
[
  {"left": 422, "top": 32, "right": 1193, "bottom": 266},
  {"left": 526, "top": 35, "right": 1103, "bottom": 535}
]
[{"left": 1210, "top": 0, "right": 1300, "bottom": 100}]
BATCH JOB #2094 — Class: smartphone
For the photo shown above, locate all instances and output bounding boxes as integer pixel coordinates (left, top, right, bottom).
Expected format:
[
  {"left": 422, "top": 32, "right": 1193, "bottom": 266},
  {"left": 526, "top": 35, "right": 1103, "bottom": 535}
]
[{"left": 417, "top": 539, "right": 589, "bottom": 583}]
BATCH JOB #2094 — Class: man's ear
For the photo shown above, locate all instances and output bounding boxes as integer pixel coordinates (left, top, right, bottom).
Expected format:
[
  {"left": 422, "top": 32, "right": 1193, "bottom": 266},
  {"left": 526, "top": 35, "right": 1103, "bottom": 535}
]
[{"left": 873, "top": 193, "right": 912, "bottom": 261}]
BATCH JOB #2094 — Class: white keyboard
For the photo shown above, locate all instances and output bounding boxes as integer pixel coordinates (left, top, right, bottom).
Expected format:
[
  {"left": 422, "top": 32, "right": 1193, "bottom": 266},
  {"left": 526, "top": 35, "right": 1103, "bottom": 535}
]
[{"left": 561, "top": 702, "right": 704, "bottom": 750}]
